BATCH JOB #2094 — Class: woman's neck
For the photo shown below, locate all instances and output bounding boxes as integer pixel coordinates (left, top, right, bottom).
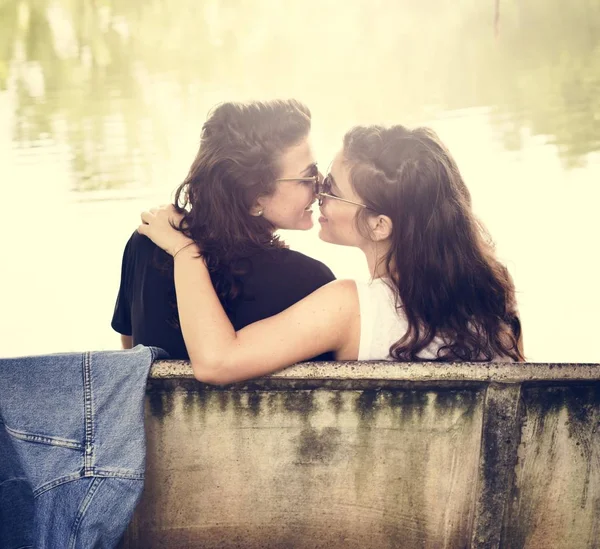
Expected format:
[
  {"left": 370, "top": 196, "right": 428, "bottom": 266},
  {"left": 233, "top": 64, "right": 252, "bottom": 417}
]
[{"left": 363, "top": 240, "right": 392, "bottom": 279}]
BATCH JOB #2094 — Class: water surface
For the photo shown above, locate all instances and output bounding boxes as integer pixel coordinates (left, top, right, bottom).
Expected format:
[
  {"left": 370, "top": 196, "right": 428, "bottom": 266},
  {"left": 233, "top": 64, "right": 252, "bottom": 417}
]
[{"left": 2, "top": 0, "right": 599, "bottom": 361}]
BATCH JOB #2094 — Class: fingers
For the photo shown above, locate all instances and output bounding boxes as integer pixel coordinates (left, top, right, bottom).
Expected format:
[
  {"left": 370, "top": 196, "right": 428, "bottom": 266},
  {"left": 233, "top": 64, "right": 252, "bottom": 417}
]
[
  {"left": 139, "top": 204, "right": 182, "bottom": 232},
  {"left": 140, "top": 210, "right": 154, "bottom": 225}
]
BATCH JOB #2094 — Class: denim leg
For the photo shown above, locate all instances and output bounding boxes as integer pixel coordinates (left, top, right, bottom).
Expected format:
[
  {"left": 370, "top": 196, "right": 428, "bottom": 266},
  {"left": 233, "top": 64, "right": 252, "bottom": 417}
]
[
  {"left": 0, "top": 419, "right": 34, "bottom": 549},
  {"left": 35, "top": 477, "right": 143, "bottom": 549},
  {"left": 0, "top": 346, "right": 166, "bottom": 549}
]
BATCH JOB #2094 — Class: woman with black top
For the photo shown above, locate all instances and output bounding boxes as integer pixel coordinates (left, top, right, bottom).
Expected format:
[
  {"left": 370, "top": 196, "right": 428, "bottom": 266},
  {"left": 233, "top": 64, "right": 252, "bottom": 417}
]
[{"left": 112, "top": 99, "right": 335, "bottom": 359}]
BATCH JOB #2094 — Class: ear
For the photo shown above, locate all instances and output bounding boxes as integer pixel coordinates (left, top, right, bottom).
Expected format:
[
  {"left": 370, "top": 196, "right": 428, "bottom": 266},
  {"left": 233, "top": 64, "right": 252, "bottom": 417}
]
[
  {"left": 250, "top": 196, "right": 268, "bottom": 217},
  {"left": 368, "top": 214, "right": 393, "bottom": 242}
]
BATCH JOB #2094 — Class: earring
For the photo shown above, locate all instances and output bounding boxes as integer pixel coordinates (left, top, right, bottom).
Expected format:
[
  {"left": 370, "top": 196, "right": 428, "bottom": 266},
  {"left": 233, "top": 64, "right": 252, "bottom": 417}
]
[{"left": 254, "top": 209, "right": 264, "bottom": 217}]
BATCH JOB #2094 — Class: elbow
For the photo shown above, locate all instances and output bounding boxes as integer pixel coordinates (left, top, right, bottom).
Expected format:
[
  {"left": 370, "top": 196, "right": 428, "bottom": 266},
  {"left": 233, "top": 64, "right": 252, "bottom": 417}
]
[{"left": 189, "top": 357, "right": 234, "bottom": 386}]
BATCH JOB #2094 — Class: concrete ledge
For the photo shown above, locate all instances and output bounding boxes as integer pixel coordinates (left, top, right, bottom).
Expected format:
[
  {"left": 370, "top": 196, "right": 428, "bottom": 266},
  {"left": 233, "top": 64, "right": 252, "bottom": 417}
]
[
  {"left": 150, "top": 360, "right": 600, "bottom": 383},
  {"left": 123, "top": 361, "right": 600, "bottom": 549}
]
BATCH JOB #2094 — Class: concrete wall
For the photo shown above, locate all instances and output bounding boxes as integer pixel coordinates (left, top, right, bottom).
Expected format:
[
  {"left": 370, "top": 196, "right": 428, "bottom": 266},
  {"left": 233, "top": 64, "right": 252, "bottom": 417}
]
[{"left": 120, "top": 361, "right": 600, "bottom": 549}]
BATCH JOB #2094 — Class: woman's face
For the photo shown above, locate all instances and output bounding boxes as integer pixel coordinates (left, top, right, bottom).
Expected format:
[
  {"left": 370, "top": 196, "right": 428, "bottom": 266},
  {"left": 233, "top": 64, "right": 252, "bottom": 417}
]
[
  {"left": 258, "top": 137, "right": 318, "bottom": 231},
  {"left": 318, "top": 149, "right": 367, "bottom": 247}
]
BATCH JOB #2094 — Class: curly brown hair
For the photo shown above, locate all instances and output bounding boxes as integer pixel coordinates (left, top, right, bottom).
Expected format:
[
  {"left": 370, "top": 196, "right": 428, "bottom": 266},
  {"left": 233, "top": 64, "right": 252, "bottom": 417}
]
[
  {"left": 168, "top": 99, "right": 312, "bottom": 310},
  {"left": 343, "top": 125, "right": 524, "bottom": 362}
]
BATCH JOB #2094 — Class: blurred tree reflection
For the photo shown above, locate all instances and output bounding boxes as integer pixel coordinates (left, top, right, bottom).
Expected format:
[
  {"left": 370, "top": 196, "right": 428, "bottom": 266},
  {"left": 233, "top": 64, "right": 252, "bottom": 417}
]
[
  {"left": 2, "top": 0, "right": 221, "bottom": 190},
  {"left": 2, "top": 0, "right": 599, "bottom": 191},
  {"left": 466, "top": 0, "right": 600, "bottom": 167}
]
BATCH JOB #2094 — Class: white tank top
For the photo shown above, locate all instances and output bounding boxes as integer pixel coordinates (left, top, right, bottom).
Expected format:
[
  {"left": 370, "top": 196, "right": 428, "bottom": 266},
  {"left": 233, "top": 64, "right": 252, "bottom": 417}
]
[{"left": 355, "top": 278, "right": 443, "bottom": 361}]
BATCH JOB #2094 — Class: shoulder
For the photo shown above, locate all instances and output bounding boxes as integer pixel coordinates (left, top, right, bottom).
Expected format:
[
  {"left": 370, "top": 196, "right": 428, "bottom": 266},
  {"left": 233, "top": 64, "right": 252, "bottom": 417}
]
[
  {"left": 265, "top": 248, "right": 336, "bottom": 281},
  {"left": 118, "top": 230, "right": 172, "bottom": 284},
  {"left": 283, "top": 279, "right": 359, "bottom": 319},
  {"left": 240, "top": 247, "right": 337, "bottom": 307},
  {"left": 317, "top": 278, "right": 357, "bottom": 301},
  {"left": 122, "top": 230, "right": 167, "bottom": 260},
  {"left": 353, "top": 278, "right": 398, "bottom": 318},
  {"left": 126, "top": 229, "right": 158, "bottom": 251}
]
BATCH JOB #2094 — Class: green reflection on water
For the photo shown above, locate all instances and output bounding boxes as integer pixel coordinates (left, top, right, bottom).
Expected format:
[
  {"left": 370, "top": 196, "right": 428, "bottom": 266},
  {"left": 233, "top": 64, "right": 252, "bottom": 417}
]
[{"left": 2, "top": 0, "right": 600, "bottom": 190}]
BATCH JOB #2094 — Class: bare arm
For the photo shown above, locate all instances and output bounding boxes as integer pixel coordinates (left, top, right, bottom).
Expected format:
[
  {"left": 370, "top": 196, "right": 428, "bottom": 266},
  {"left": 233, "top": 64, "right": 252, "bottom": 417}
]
[
  {"left": 138, "top": 205, "right": 360, "bottom": 383},
  {"left": 171, "top": 245, "right": 359, "bottom": 384},
  {"left": 121, "top": 334, "right": 133, "bottom": 349}
]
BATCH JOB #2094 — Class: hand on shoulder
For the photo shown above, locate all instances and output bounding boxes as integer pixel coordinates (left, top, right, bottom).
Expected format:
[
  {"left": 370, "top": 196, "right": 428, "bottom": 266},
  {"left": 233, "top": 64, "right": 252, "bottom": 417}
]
[{"left": 138, "top": 204, "right": 194, "bottom": 257}]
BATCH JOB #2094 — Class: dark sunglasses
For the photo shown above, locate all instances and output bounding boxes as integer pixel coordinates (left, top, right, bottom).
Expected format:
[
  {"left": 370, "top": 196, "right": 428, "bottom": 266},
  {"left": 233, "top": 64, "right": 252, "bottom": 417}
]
[
  {"left": 318, "top": 174, "right": 367, "bottom": 208},
  {"left": 275, "top": 175, "right": 320, "bottom": 194},
  {"left": 275, "top": 165, "right": 322, "bottom": 195}
]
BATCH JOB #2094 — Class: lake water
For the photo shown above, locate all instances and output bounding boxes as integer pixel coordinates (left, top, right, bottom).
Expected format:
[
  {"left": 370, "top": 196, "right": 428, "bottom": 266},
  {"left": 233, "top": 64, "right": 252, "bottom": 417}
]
[{"left": 1, "top": 0, "right": 599, "bottom": 362}]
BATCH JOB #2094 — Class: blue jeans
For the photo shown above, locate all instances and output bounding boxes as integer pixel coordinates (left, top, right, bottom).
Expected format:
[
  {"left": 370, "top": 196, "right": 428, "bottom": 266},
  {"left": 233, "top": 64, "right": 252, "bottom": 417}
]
[
  {"left": 0, "top": 346, "right": 166, "bottom": 549},
  {"left": 0, "top": 417, "right": 34, "bottom": 549}
]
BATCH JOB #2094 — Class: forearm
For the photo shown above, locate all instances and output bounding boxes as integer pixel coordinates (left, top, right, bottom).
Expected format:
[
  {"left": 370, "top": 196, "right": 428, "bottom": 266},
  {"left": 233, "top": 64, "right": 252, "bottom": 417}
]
[
  {"left": 137, "top": 204, "right": 357, "bottom": 384},
  {"left": 172, "top": 247, "right": 359, "bottom": 383},
  {"left": 173, "top": 246, "right": 238, "bottom": 378},
  {"left": 120, "top": 334, "right": 133, "bottom": 349}
]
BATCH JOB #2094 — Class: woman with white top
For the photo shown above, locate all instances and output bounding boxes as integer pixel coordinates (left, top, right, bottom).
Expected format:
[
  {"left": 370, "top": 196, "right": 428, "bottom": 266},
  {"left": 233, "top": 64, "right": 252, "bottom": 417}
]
[{"left": 139, "top": 124, "right": 524, "bottom": 384}]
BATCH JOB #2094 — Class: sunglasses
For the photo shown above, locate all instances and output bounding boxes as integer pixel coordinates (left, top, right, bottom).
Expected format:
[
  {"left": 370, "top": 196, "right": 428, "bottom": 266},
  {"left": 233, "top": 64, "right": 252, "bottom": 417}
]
[
  {"left": 318, "top": 173, "right": 367, "bottom": 208},
  {"left": 276, "top": 170, "right": 368, "bottom": 208},
  {"left": 275, "top": 164, "right": 322, "bottom": 195},
  {"left": 275, "top": 175, "right": 321, "bottom": 195}
]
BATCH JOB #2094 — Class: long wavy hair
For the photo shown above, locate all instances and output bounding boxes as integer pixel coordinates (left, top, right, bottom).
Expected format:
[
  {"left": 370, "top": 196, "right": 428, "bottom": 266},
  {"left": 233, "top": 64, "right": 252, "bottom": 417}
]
[
  {"left": 344, "top": 125, "right": 524, "bottom": 361},
  {"left": 167, "top": 99, "right": 312, "bottom": 310}
]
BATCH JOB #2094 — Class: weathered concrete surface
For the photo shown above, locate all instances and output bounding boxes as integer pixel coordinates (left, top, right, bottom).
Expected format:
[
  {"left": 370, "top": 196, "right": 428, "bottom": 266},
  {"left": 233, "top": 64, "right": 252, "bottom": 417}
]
[
  {"left": 471, "top": 383, "right": 522, "bottom": 549},
  {"left": 150, "top": 360, "right": 600, "bottom": 384},
  {"left": 502, "top": 385, "right": 600, "bottom": 549},
  {"left": 119, "top": 362, "right": 600, "bottom": 549},
  {"left": 130, "top": 388, "right": 483, "bottom": 548}
]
